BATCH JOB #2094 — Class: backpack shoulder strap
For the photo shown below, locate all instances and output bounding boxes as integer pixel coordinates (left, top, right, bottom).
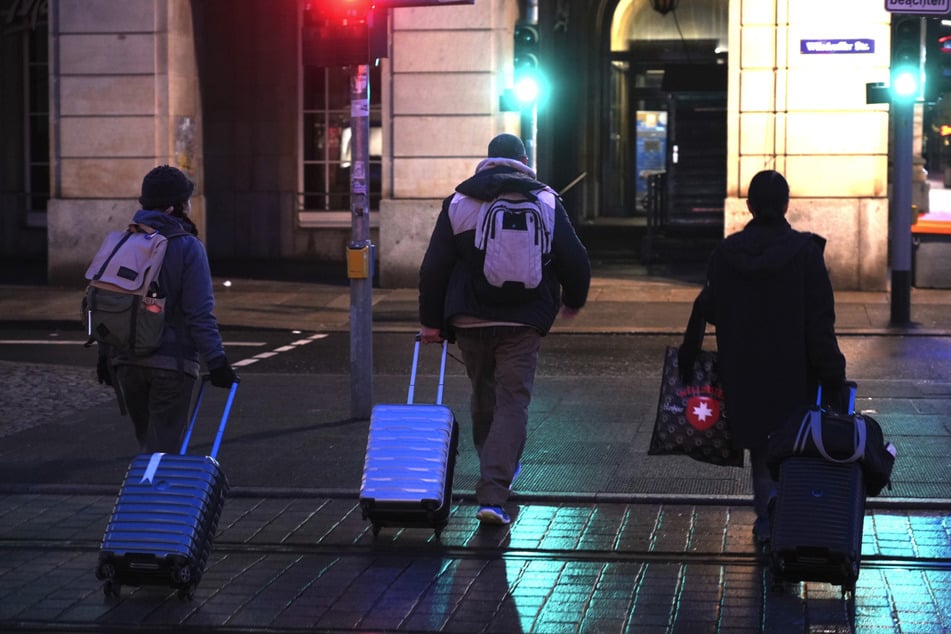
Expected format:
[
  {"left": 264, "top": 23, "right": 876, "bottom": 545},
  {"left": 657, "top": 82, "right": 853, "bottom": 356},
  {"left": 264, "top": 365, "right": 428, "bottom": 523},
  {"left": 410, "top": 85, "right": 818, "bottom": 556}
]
[
  {"left": 131, "top": 221, "right": 190, "bottom": 241},
  {"left": 130, "top": 222, "right": 156, "bottom": 235}
]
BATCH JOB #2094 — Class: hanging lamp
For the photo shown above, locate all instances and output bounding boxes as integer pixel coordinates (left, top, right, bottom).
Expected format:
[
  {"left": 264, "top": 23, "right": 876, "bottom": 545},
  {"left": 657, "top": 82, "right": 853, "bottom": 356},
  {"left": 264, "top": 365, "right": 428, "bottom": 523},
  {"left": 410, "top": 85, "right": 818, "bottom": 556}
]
[{"left": 649, "top": 0, "right": 680, "bottom": 15}]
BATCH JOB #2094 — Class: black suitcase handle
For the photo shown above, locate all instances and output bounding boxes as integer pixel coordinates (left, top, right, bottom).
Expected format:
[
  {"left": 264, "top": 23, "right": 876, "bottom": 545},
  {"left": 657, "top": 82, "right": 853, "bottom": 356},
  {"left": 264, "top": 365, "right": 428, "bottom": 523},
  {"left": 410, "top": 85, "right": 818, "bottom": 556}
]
[{"left": 179, "top": 378, "right": 239, "bottom": 459}]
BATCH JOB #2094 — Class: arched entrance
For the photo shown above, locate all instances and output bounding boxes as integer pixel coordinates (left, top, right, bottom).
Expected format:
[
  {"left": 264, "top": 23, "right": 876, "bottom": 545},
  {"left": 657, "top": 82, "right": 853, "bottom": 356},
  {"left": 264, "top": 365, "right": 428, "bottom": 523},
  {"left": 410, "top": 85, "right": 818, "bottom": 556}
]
[{"left": 566, "top": 0, "right": 729, "bottom": 271}]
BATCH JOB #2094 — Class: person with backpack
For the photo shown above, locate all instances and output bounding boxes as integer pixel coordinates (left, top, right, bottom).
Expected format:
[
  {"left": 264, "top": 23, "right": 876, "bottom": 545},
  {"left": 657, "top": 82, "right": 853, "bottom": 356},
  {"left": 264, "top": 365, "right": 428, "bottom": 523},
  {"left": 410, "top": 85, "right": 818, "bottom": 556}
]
[
  {"left": 685, "top": 169, "right": 847, "bottom": 546},
  {"left": 95, "top": 165, "right": 238, "bottom": 453},
  {"left": 418, "top": 133, "right": 591, "bottom": 525}
]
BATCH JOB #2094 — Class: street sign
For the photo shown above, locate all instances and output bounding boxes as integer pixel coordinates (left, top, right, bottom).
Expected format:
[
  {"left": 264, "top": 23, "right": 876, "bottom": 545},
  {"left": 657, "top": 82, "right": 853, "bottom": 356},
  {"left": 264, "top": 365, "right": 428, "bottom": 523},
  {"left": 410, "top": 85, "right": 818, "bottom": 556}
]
[
  {"left": 885, "top": 0, "right": 950, "bottom": 15},
  {"left": 800, "top": 39, "right": 875, "bottom": 54}
]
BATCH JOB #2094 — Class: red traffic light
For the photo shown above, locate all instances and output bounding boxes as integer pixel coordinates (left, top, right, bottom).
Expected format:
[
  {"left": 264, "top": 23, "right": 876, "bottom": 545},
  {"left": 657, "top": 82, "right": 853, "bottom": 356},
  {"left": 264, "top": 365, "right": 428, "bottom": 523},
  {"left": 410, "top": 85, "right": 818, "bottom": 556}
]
[
  {"left": 303, "top": 1, "right": 377, "bottom": 67},
  {"left": 307, "top": 0, "right": 374, "bottom": 22}
]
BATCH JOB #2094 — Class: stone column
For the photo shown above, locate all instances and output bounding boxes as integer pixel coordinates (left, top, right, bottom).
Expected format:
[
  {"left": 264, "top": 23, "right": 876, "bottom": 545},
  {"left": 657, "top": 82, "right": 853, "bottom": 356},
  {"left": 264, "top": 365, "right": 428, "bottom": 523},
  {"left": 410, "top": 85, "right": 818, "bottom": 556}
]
[
  {"left": 726, "top": 0, "right": 890, "bottom": 290},
  {"left": 47, "top": 0, "right": 201, "bottom": 284},
  {"left": 378, "top": 0, "right": 519, "bottom": 288}
]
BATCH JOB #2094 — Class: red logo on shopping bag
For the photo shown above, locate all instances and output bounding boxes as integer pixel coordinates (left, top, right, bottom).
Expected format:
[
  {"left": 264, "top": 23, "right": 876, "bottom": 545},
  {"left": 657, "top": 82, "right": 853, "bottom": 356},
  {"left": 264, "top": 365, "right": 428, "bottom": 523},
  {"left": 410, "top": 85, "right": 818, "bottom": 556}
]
[{"left": 685, "top": 396, "right": 721, "bottom": 431}]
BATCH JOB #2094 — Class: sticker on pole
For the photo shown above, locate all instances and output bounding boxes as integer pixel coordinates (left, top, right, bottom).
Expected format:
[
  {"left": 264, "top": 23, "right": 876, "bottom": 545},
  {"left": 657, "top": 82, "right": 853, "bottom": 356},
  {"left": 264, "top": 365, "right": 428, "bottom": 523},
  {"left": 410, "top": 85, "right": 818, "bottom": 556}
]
[{"left": 885, "top": 0, "right": 949, "bottom": 14}]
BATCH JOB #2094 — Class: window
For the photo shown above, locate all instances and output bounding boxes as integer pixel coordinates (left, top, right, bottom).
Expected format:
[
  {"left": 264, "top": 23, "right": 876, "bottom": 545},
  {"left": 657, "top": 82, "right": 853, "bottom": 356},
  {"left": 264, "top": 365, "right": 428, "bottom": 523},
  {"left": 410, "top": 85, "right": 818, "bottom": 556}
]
[
  {"left": 301, "top": 64, "right": 382, "bottom": 216},
  {"left": 2, "top": 1, "right": 49, "bottom": 228},
  {"left": 26, "top": 15, "right": 49, "bottom": 226}
]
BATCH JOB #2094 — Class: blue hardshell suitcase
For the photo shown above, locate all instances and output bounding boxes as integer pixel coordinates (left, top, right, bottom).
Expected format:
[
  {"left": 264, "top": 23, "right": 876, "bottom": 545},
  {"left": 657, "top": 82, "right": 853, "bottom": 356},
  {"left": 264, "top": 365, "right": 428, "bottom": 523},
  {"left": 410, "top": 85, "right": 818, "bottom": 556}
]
[
  {"left": 360, "top": 336, "right": 459, "bottom": 538},
  {"left": 769, "top": 383, "right": 866, "bottom": 596},
  {"left": 96, "top": 379, "right": 238, "bottom": 600}
]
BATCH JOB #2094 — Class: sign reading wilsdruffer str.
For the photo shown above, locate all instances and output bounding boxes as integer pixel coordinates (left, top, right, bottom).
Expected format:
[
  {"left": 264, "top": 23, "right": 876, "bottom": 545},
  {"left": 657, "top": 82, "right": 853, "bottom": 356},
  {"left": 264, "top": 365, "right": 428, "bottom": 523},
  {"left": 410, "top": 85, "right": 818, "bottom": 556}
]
[{"left": 800, "top": 39, "right": 875, "bottom": 54}]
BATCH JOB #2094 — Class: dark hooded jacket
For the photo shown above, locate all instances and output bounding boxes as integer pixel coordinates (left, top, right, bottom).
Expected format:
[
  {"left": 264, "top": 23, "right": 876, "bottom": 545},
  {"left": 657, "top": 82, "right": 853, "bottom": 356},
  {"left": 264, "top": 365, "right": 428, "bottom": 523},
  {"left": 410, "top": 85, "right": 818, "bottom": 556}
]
[
  {"left": 695, "top": 216, "right": 846, "bottom": 450},
  {"left": 111, "top": 209, "right": 227, "bottom": 377},
  {"left": 419, "top": 159, "right": 590, "bottom": 336}
]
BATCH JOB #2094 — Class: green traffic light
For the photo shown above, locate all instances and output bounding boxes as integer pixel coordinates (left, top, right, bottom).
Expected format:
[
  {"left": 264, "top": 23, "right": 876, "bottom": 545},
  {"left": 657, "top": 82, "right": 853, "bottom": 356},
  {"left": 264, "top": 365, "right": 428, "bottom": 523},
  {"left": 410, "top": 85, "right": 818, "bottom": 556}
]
[
  {"left": 890, "top": 16, "right": 922, "bottom": 102},
  {"left": 892, "top": 67, "right": 920, "bottom": 100},
  {"left": 514, "top": 76, "right": 539, "bottom": 105}
]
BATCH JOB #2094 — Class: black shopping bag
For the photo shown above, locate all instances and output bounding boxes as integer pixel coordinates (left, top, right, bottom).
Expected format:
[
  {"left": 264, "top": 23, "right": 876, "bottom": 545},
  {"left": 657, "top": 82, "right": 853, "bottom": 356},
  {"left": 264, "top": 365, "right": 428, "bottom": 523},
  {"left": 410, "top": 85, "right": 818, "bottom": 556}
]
[{"left": 648, "top": 346, "right": 744, "bottom": 467}]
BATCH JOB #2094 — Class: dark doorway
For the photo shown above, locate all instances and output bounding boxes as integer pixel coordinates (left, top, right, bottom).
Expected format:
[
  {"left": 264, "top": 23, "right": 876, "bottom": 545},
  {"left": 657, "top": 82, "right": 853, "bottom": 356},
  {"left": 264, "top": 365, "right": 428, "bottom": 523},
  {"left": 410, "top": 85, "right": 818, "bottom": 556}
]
[{"left": 590, "top": 39, "right": 725, "bottom": 269}]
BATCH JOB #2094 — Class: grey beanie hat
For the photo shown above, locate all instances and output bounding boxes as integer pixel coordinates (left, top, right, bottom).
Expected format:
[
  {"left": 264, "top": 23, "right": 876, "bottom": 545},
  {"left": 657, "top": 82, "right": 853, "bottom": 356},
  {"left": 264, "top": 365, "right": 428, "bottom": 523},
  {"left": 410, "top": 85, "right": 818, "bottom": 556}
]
[
  {"left": 487, "top": 133, "right": 526, "bottom": 160},
  {"left": 139, "top": 165, "right": 195, "bottom": 210}
]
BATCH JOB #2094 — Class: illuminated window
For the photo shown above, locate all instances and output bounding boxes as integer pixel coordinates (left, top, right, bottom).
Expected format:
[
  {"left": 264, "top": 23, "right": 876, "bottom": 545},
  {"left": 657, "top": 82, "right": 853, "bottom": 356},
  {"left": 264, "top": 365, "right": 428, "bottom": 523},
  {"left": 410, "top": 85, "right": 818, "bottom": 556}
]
[{"left": 301, "top": 65, "right": 381, "bottom": 212}]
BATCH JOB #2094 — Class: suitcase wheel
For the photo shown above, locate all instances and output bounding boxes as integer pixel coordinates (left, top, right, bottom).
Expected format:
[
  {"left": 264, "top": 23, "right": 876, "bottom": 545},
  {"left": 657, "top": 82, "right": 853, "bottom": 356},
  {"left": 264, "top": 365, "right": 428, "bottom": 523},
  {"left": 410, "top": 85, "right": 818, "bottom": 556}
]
[
  {"left": 102, "top": 580, "right": 121, "bottom": 599},
  {"left": 96, "top": 560, "right": 116, "bottom": 581},
  {"left": 172, "top": 562, "right": 193, "bottom": 585}
]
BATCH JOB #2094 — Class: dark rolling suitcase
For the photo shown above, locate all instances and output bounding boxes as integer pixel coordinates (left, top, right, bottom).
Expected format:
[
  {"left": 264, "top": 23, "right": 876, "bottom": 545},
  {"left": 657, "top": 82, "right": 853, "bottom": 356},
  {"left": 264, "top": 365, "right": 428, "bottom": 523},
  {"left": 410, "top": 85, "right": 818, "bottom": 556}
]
[
  {"left": 770, "top": 457, "right": 866, "bottom": 593},
  {"left": 769, "top": 383, "right": 867, "bottom": 596},
  {"left": 359, "top": 336, "right": 459, "bottom": 539},
  {"left": 96, "top": 378, "right": 238, "bottom": 600}
]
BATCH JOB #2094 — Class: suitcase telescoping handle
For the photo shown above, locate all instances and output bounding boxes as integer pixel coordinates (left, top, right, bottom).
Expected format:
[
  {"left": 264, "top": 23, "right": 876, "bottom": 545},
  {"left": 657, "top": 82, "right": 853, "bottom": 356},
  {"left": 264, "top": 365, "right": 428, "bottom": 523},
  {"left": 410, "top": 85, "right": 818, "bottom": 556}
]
[
  {"left": 179, "top": 377, "right": 239, "bottom": 459},
  {"left": 408, "top": 334, "right": 448, "bottom": 405},
  {"left": 816, "top": 380, "right": 857, "bottom": 415},
  {"left": 804, "top": 380, "right": 865, "bottom": 463}
]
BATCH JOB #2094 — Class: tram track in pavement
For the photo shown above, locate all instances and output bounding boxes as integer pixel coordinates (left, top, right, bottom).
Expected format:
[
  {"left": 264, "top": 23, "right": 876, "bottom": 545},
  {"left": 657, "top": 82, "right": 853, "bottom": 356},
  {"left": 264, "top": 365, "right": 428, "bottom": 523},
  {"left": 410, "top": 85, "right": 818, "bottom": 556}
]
[{"left": 4, "top": 535, "right": 951, "bottom": 574}]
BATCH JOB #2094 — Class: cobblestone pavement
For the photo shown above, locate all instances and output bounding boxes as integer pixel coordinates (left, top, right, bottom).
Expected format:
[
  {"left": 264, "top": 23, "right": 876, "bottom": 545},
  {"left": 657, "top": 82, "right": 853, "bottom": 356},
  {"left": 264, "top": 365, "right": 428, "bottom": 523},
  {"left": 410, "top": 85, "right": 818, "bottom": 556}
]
[
  {"left": 0, "top": 361, "right": 113, "bottom": 438},
  {"left": 3, "top": 276, "right": 951, "bottom": 632},
  {"left": 2, "top": 493, "right": 950, "bottom": 633}
]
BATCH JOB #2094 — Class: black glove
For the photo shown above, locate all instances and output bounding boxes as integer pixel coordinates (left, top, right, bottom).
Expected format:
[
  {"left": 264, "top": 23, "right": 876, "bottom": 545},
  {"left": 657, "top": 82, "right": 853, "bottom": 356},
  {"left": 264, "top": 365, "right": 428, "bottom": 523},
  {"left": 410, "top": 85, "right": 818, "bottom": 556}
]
[
  {"left": 97, "top": 354, "right": 112, "bottom": 386},
  {"left": 208, "top": 358, "right": 239, "bottom": 388}
]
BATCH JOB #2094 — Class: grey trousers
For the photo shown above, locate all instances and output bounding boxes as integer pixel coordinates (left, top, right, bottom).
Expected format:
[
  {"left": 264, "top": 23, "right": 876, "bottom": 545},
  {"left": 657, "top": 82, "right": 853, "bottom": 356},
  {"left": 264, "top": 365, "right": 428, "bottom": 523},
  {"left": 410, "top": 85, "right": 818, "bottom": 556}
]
[
  {"left": 455, "top": 325, "right": 541, "bottom": 506},
  {"left": 116, "top": 365, "right": 196, "bottom": 454}
]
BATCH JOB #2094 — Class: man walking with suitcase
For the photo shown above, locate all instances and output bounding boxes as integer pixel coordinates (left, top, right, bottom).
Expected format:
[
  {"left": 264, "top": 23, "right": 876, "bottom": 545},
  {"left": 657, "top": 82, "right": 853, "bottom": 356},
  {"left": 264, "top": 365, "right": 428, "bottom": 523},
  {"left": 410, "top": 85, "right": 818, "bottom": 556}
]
[
  {"left": 418, "top": 133, "right": 591, "bottom": 525},
  {"left": 688, "top": 169, "right": 847, "bottom": 545}
]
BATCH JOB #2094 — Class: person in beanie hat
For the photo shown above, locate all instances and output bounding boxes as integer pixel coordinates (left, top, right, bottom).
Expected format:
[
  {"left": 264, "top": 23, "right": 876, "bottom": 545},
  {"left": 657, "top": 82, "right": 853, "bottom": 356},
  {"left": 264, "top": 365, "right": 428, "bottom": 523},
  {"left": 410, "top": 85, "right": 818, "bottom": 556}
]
[
  {"left": 139, "top": 165, "right": 196, "bottom": 212},
  {"left": 685, "top": 169, "right": 846, "bottom": 547},
  {"left": 418, "top": 133, "right": 591, "bottom": 526},
  {"left": 486, "top": 133, "right": 527, "bottom": 161},
  {"left": 98, "top": 165, "right": 238, "bottom": 453}
]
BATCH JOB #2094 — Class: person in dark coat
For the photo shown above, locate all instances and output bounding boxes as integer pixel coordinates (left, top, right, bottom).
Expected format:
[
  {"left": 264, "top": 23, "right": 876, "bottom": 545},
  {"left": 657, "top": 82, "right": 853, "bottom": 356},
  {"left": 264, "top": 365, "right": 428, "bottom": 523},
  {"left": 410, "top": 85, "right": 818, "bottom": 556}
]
[
  {"left": 691, "top": 169, "right": 847, "bottom": 544},
  {"left": 419, "top": 133, "right": 591, "bottom": 525},
  {"left": 98, "top": 165, "right": 238, "bottom": 453}
]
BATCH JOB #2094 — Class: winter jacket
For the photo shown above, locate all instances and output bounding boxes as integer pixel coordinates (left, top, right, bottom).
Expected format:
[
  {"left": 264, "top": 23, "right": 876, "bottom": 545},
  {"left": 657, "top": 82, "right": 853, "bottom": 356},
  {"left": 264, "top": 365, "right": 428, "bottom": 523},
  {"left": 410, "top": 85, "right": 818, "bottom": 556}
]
[
  {"left": 112, "top": 209, "right": 227, "bottom": 377},
  {"left": 419, "top": 158, "right": 591, "bottom": 336},
  {"left": 695, "top": 216, "right": 847, "bottom": 450}
]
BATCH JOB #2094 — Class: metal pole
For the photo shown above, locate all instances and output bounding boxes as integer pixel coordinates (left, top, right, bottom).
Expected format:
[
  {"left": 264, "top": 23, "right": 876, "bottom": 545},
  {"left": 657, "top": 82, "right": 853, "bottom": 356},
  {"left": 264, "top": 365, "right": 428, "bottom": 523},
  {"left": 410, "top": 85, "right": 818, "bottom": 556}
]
[
  {"left": 350, "top": 63, "right": 373, "bottom": 419},
  {"left": 891, "top": 98, "right": 913, "bottom": 325},
  {"left": 524, "top": 0, "right": 538, "bottom": 169}
]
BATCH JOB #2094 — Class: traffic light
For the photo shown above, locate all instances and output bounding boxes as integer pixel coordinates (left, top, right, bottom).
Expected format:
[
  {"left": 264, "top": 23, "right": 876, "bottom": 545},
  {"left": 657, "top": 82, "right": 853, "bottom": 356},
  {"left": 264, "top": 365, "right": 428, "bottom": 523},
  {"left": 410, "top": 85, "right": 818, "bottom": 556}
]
[
  {"left": 924, "top": 18, "right": 951, "bottom": 103},
  {"left": 891, "top": 16, "right": 923, "bottom": 102},
  {"left": 513, "top": 22, "right": 541, "bottom": 107},
  {"left": 302, "top": 0, "right": 387, "bottom": 67}
]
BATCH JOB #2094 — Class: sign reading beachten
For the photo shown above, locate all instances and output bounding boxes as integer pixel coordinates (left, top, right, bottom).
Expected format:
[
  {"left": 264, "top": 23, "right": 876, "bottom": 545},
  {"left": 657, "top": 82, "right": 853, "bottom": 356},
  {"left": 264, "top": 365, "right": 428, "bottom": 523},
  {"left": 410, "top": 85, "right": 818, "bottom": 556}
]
[
  {"left": 801, "top": 39, "right": 875, "bottom": 54},
  {"left": 885, "top": 0, "right": 950, "bottom": 14}
]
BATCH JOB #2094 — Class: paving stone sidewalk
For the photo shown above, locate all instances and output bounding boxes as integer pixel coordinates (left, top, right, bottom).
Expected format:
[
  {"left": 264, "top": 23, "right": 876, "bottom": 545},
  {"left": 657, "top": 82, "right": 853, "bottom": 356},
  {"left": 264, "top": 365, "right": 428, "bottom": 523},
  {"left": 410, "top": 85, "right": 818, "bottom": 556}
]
[{"left": 2, "top": 492, "right": 951, "bottom": 633}]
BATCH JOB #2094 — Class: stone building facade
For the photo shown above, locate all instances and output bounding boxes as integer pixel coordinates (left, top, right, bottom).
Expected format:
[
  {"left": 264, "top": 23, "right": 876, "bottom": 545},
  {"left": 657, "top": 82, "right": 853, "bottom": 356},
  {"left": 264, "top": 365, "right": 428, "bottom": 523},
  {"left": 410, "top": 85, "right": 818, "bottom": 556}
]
[{"left": 1, "top": 0, "right": 900, "bottom": 290}]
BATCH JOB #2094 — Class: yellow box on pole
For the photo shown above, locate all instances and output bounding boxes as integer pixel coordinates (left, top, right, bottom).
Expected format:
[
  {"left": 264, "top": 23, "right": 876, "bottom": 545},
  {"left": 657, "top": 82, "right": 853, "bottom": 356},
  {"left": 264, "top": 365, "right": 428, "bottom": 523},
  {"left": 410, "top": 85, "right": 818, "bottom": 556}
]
[{"left": 347, "top": 242, "right": 371, "bottom": 279}]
